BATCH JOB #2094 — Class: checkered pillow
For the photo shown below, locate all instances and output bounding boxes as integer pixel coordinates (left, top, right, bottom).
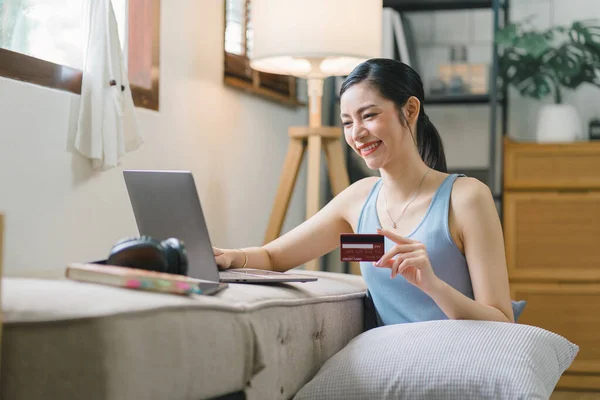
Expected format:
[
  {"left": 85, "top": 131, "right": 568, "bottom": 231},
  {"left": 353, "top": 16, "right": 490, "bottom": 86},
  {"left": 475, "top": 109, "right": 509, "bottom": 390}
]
[{"left": 294, "top": 320, "right": 578, "bottom": 400}]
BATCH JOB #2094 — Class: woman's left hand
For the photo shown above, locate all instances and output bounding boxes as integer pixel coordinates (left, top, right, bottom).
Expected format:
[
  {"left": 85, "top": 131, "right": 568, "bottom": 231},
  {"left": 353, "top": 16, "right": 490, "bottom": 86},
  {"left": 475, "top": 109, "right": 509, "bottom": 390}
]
[{"left": 374, "top": 228, "right": 442, "bottom": 294}]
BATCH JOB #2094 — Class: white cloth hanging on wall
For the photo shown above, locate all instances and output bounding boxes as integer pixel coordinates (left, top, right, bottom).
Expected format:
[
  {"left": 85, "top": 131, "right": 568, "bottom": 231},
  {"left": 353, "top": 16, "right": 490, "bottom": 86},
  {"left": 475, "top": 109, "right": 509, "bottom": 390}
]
[{"left": 74, "top": 0, "right": 143, "bottom": 170}]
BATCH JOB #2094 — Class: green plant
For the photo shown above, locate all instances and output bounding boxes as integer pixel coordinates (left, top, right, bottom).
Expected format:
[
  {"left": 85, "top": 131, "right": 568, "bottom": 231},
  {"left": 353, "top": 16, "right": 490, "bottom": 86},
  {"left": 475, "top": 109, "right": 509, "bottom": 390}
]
[{"left": 496, "top": 18, "right": 600, "bottom": 104}]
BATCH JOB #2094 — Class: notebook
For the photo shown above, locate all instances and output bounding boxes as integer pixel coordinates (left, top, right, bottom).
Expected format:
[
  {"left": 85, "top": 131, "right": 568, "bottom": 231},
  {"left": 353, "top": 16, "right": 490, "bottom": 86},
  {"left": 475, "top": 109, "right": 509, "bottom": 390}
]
[{"left": 66, "top": 263, "right": 228, "bottom": 296}]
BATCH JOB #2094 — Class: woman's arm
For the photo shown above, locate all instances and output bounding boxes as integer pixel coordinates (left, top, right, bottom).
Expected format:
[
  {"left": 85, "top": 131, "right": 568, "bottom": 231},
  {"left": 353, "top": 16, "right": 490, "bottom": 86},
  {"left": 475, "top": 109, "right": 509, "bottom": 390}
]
[
  {"left": 216, "top": 177, "right": 379, "bottom": 272},
  {"left": 426, "top": 178, "right": 514, "bottom": 322}
]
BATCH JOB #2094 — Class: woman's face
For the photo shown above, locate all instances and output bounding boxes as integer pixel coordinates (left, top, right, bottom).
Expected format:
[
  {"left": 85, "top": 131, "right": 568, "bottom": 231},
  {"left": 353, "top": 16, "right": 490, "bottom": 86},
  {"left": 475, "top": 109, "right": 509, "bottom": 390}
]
[{"left": 340, "top": 81, "right": 409, "bottom": 170}]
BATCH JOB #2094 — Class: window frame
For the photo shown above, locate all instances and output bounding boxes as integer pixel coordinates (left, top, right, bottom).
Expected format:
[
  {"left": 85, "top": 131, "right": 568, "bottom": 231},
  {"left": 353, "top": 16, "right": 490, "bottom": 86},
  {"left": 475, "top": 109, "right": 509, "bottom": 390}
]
[
  {"left": 223, "top": 0, "right": 303, "bottom": 108},
  {"left": 0, "top": 0, "right": 161, "bottom": 111}
]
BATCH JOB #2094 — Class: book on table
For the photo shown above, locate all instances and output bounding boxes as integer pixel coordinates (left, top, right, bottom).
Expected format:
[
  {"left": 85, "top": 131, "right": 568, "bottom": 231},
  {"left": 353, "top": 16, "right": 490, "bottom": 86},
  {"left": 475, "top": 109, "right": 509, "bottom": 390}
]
[{"left": 65, "top": 262, "right": 227, "bottom": 296}]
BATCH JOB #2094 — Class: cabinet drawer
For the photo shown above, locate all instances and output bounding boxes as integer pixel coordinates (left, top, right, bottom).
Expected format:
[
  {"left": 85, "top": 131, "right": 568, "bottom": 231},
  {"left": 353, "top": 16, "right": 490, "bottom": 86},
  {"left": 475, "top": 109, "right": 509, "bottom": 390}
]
[
  {"left": 511, "top": 282, "right": 600, "bottom": 389},
  {"left": 504, "top": 191, "right": 600, "bottom": 281},
  {"left": 504, "top": 138, "right": 600, "bottom": 190}
]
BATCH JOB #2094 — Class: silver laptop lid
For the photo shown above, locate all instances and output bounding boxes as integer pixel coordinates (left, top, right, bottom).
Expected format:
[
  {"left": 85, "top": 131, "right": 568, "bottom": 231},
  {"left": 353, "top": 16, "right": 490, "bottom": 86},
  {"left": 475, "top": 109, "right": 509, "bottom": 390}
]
[{"left": 122, "top": 170, "right": 220, "bottom": 282}]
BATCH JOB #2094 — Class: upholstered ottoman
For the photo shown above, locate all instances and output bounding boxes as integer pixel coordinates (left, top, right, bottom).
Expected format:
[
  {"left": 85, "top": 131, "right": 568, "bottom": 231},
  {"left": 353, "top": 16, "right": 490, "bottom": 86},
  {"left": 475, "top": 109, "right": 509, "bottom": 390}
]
[{"left": 1, "top": 270, "right": 366, "bottom": 400}]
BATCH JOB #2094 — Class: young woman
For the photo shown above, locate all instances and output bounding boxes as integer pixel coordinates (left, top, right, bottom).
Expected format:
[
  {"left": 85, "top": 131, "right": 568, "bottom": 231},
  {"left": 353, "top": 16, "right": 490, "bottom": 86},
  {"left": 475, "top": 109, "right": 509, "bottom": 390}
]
[{"left": 213, "top": 58, "right": 514, "bottom": 325}]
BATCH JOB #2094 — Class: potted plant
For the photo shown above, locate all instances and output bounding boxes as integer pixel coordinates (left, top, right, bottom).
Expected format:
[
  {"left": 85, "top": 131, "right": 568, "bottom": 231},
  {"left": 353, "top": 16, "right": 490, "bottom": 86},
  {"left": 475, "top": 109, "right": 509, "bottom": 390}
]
[{"left": 496, "top": 18, "right": 600, "bottom": 142}]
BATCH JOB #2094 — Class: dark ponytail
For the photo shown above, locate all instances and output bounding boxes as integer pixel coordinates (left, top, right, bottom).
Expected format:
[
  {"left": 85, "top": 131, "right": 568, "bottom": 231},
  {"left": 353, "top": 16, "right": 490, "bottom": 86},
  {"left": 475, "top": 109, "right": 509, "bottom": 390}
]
[
  {"left": 340, "top": 58, "right": 447, "bottom": 172},
  {"left": 418, "top": 114, "right": 446, "bottom": 173}
]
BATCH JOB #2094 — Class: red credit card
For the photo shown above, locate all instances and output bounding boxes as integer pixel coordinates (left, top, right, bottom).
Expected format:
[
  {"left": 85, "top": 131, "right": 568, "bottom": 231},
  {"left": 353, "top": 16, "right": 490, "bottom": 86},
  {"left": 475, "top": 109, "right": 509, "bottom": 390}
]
[{"left": 340, "top": 234, "right": 385, "bottom": 262}]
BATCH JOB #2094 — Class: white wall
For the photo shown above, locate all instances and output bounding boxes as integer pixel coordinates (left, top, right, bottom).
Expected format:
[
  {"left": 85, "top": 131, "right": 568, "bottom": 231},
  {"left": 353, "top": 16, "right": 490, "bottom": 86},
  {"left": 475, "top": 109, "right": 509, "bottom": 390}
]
[
  {"left": 405, "top": 0, "right": 600, "bottom": 171},
  {"left": 0, "top": 0, "right": 308, "bottom": 275}
]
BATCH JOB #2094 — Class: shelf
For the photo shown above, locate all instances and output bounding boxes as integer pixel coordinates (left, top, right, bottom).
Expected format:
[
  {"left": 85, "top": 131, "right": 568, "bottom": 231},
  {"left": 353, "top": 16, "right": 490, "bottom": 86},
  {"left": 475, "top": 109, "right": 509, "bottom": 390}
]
[
  {"left": 424, "top": 93, "right": 504, "bottom": 105},
  {"left": 379, "top": 0, "right": 509, "bottom": 211},
  {"left": 382, "top": 0, "right": 504, "bottom": 11}
]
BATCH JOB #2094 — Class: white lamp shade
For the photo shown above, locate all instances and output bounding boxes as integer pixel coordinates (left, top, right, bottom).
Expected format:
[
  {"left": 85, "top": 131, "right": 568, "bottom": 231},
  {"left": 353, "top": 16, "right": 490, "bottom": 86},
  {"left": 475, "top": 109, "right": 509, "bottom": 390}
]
[{"left": 249, "top": 0, "right": 382, "bottom": 78}]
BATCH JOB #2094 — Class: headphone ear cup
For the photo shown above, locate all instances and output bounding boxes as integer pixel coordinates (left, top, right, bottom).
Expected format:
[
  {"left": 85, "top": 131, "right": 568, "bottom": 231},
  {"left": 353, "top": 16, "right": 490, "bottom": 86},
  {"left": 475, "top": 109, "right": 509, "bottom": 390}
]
[
  {"left": 160, "top": 238, "right": 188, "bottom": 275},
  {"left": 112, "top": 236, "right": 138, "bottom": 248},
  {"left": 111, "top": 236, "right": 154, "bottom": 250},
  {"left": 108, "top": 236, "right": 169, "bottom": 273}
]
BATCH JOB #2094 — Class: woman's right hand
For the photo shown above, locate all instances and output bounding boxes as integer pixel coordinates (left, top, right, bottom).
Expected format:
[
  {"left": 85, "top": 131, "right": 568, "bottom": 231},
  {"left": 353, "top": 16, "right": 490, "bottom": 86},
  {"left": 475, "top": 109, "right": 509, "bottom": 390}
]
[{"left": 213, "top": 247, "right": 235, "bottom": 270}]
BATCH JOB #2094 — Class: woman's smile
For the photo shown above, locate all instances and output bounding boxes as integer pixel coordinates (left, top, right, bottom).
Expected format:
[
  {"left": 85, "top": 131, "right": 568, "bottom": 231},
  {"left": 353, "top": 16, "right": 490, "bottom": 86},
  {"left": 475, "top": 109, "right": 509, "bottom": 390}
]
[{"left": 358, "top": 140, "right": 382, "bottom": 157}]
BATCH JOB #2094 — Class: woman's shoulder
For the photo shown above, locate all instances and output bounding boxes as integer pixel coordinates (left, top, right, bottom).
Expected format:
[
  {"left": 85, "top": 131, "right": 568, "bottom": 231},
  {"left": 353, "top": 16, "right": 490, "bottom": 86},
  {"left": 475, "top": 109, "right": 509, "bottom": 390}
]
[
  {"left": 450, "top": 176, "right": 496, "bottom": 222},
  {"left": 446, "top": 176, "right": 496, "bottom": 250},
  {"left": 334, "top": 176, "right": 381, "bottom": 227},
  {"left": 328, "top": 176, "right": 380, "bottom": 208},
  {"left": 342, "top": 176, "right": 381, "bottom": 204},
  {"left": 451, "top": 176, "right": 493, "bottom": 205}
]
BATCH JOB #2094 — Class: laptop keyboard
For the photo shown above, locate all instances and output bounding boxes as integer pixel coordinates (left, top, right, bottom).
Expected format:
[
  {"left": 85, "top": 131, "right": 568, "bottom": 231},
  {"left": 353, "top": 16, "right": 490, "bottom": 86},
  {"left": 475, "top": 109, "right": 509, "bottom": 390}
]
[{"left": 219, "top": 269, "right": 281, "bottom": 279}]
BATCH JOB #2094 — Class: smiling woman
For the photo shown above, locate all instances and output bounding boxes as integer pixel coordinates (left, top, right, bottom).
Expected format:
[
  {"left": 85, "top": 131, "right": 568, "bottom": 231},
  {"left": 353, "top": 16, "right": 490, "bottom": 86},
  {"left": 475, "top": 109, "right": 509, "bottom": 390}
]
[{"left": 0, "top": 0, "right": 160, "bottom": 110}]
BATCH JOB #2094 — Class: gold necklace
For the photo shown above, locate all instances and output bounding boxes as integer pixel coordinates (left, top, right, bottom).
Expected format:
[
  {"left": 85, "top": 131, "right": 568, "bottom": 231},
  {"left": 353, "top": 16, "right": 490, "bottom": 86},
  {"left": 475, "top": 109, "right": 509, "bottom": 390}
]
[{"left": 382, "top": 168, "right": 431, "bottom": 229}]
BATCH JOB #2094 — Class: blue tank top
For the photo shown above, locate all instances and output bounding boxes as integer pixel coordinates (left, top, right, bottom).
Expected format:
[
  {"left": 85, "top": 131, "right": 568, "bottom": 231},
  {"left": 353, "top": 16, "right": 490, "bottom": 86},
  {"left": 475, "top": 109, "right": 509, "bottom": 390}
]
[{"left": 357, "top": 173, "right": 474, "bottom": 325}]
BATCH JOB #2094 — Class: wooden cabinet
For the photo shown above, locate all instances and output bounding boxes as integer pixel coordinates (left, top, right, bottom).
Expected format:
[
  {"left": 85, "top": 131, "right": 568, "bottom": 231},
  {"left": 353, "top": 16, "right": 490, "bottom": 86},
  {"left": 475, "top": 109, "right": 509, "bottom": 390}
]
[
  {"left": 504, "top": 138, "right": 600, "bottom": 391},
  {"left": 510, "top": 283, "right": 600, "bottom": 385},
  {"left": 504, "top": 139, "right": 600, "bottom": 190},
  {"left": 504, "top": 191, "right": 600, "bottom": 281}
]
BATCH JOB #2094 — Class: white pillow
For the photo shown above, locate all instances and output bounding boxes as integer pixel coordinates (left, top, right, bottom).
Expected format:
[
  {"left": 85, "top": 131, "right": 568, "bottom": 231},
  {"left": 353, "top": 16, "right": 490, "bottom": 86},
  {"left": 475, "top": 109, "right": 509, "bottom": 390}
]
[{"left": 294, "top": 320, "right": 578, "bottom": 400}]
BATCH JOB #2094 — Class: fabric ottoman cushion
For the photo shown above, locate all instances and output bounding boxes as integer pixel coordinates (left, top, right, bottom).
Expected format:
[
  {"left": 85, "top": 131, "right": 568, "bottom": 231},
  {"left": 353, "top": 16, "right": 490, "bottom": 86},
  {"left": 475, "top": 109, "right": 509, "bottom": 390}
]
[{"left": 1, "top": 270, "right": 366, "bottom": 400}]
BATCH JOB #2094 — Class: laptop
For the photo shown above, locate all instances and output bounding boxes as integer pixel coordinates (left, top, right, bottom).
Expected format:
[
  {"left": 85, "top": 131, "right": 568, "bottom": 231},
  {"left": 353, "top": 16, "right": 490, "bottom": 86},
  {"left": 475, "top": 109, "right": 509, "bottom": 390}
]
[{"left": 122, "top": 170, "right": 318, "bottom": 284}]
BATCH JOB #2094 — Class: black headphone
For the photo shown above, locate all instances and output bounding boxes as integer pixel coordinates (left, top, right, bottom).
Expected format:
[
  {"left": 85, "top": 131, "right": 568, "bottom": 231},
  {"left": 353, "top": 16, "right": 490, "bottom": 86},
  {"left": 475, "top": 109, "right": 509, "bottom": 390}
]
[{"left": 107, "top": 236, "right": 189, "bottom": 276}]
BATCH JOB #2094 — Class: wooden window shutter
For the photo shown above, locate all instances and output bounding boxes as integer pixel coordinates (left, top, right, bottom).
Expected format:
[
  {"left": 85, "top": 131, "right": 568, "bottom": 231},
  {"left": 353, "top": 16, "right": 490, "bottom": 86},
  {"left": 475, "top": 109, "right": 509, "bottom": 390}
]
[{"left": 223, "top": 0, "right": 300, "bottom": 106}]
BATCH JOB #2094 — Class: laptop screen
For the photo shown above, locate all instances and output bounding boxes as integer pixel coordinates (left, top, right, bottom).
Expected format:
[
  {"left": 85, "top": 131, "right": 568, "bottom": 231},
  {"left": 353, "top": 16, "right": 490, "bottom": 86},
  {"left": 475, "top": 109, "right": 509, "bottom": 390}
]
[{"left": 122, "top": 170, "right": 221, "bottom": 283}]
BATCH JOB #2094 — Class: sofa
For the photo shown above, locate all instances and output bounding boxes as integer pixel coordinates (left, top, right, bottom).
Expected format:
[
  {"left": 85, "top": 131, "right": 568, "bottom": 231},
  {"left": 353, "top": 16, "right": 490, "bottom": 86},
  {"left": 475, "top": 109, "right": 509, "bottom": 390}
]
[{"left": 1, "top": 270, "right": 368, "bottom": 400}]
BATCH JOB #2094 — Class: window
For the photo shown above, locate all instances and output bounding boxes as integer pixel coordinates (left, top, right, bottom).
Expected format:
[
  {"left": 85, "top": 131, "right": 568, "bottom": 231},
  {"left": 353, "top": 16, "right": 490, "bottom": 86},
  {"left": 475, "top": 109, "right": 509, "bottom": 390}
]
[
  {"left": 0, "top": 0, "right": 83, "bottom": 68},
  {"left": 223, "top": 0, "right": 301, "bottom": 107},
  {"left": 0, "top": 0, "right": 160, "bottom": 110}
]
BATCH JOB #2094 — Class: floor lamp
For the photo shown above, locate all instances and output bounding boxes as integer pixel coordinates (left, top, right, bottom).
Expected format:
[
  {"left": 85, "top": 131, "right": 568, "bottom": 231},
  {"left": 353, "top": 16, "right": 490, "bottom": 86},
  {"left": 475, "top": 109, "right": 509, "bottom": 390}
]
[{"left": 250, "top": 0, "right": 382, "bottom": 271}]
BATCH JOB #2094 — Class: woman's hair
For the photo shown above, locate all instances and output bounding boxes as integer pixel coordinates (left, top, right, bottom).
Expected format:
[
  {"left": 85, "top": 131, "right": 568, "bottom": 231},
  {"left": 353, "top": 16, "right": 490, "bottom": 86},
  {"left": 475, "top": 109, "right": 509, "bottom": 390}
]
[{"left": 340, "top": 58, "right": 447, "bottom": 172}]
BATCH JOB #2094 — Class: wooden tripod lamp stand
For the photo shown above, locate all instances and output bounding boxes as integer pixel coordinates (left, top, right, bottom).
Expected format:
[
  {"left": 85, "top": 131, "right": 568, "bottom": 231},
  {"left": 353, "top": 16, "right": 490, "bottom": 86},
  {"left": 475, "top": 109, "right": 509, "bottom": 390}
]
[{"left": 250, "top": 0, "right": 382, "bottom": 271}]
